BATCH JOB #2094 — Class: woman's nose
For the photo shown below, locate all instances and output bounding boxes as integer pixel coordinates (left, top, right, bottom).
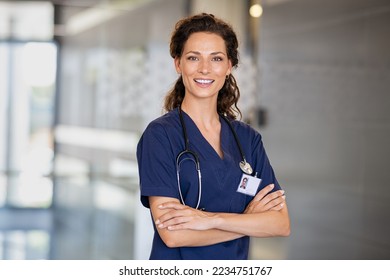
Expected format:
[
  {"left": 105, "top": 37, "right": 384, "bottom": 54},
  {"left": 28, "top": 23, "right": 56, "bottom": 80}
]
[{"left": 198, "top": 60, "right": 210, "bottom": 74}]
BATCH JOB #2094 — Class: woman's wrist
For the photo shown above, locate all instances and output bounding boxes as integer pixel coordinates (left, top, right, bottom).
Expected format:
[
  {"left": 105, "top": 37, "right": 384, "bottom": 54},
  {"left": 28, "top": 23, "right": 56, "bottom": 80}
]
[{"left": 210, "top": 213, "right": 224, "bottom": 230}]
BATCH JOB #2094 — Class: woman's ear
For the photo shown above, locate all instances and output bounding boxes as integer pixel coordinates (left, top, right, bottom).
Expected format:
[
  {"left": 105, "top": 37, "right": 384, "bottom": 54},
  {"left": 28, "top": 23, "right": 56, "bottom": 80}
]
[
  {"left": 174, "top": 57, "right": 181, "bottom": 74},
  {"left": 226, "top": 60, "right": 233, "bottom": 76}
]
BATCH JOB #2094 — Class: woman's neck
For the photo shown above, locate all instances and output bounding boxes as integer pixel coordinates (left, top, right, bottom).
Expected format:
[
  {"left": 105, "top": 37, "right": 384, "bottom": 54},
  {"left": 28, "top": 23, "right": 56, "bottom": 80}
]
[
  {"left": 181, "top": 98, "right": 219, "bottom": 129},
  {"left": 181, "top": 96, "right": 223, "bottom": 159}
]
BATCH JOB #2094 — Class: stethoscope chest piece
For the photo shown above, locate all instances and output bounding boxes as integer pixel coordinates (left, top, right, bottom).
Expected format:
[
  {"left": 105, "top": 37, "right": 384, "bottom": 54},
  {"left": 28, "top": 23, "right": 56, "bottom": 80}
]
[{"left": 240, "top": 161, "right": 253, "bottom": 175}]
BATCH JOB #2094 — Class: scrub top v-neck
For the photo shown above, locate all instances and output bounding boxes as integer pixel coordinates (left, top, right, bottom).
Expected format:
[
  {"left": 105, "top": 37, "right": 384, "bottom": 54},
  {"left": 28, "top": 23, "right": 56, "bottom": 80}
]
[{"left": 137, "top": 108, "right": 281, "bottom": 260}]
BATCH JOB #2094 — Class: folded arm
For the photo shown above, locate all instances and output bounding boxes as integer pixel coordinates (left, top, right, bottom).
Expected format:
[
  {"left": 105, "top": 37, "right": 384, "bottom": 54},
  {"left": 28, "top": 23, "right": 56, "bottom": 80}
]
[
  {"left": 149, "top": 184, "right": 290, "bottom": 248},
  {"left": 149, "top": 196, "right": 244, "bottom": 248}
]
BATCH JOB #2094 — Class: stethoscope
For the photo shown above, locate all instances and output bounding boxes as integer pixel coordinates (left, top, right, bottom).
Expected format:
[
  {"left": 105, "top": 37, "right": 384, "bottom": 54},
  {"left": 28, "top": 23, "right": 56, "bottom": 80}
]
[{"left": 176, "top": 106, "right": 253, "bottom": 209}]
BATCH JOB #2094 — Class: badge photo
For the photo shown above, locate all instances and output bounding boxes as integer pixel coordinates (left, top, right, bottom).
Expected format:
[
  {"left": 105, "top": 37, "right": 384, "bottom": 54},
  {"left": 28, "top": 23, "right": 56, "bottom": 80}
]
[{"left": 236, "top": 174, "right": 262, "bottom": 196}]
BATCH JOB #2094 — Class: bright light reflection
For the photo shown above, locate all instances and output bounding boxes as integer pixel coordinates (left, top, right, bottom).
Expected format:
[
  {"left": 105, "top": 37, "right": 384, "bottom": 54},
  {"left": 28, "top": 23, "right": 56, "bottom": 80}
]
[
  {"left": 15, "top": 175, "right": 53, "bottom": 207},
  {"left": 250, "top": 4, "right": 263, "bottom": 18},
  {"left": 22, "top": 43, "right": 56, "bottom": 87}
]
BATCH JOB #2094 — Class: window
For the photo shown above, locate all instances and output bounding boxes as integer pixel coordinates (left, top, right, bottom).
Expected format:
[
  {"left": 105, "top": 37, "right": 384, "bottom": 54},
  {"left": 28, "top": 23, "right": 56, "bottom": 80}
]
[{"left": 0, "top": 2, "right": 56, "bottom": 208}]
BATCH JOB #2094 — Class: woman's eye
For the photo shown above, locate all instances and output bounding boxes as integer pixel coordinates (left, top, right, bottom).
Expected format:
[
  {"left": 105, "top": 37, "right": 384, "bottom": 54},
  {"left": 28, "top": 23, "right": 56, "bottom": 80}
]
[
  {"left": 212, "top": 56, "right": 223, "bottom": 61},
  {"left": 187, "top": 56, "right": 198, "bottom": 61}
]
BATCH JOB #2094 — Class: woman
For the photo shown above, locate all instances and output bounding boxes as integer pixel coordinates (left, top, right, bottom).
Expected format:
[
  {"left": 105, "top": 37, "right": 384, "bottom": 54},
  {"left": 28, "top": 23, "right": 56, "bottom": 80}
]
[{"left": 137, "top": 13, "right": 290, "bottom": 260}]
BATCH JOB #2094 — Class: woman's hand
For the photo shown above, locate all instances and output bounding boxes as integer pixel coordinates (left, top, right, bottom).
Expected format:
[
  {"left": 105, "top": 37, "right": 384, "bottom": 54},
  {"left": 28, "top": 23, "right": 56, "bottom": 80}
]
[
  {"left": 244, "top": 184, "right": 286, "bottom": 214},
  {"left": 155, "top": 202, "right": 216, "bottom": 231},
  {"left": 154, "top": 184, "right": 286, "bottom": 232}
]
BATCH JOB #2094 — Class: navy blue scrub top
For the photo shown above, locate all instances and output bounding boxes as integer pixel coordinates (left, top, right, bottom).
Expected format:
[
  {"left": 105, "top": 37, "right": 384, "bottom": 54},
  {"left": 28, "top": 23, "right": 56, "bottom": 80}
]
[{"left": 136, "top": 108, "right": 281, "bottom": 260}]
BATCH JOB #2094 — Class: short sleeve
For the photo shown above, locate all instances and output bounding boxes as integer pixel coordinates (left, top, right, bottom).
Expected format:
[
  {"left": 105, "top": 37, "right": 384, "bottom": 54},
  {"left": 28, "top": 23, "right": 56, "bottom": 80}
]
[
  {"left": 252, "top": 133, "right": 282, "bottom": 192},
  {"left": 136, "top": 122, "right": 179, "bottom": 208}
]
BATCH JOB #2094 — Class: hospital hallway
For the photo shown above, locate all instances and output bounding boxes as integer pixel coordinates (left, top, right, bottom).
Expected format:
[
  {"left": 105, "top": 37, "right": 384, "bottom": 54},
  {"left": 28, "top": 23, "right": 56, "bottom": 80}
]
[
  {"left": 0, "top": 174, "right": 138, "bottom": 259},
  {"left": 1, "top": 0, "right": 390, "bottom": 260},
  {"left": 1, "top": 176, "right": 390, "bottom": 259}
]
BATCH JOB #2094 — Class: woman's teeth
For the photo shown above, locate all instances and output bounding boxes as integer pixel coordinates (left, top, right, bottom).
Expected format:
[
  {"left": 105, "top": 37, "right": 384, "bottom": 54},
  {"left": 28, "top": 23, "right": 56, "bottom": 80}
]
[{"left": 195, "top": 79, "right": 214, "bottom": 84}]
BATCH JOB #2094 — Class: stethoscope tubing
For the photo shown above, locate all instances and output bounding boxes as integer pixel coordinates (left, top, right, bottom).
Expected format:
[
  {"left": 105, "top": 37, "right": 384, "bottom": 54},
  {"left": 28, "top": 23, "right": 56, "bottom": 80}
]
[{"left": 176, "top": 106, "right": 252, "bottom": 209}]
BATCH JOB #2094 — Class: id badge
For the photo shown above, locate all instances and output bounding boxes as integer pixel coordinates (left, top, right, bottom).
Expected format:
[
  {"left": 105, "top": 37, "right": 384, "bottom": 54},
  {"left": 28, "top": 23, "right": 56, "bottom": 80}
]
[{"left": 236, "top": 173, "right": 262, "bottom": 196}]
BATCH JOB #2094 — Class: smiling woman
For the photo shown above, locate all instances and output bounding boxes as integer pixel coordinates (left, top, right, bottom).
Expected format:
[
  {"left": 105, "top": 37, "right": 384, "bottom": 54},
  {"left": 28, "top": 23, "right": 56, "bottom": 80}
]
[
  {"left": 136, "top": 13, "right": 290, "bottom": 260},
  {"left": 175, "top": 32, "right": 232, "bottom": 107}
]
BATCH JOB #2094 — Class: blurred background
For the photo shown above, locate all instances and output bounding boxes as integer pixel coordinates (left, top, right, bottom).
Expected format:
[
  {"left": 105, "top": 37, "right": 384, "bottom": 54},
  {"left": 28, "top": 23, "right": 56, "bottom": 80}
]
[{"left": 0, "top": 0, "right": 389, "bottom": 260}]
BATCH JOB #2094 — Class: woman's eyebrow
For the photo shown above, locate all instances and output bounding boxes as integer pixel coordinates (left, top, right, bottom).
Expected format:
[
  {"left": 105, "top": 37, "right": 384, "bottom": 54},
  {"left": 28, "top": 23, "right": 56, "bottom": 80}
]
[
  {"left": 184, "top": 51, "right": 227, "bottom": 56},
  {"left": 210, "top": 51, "right": 227, "bottom": 56}
]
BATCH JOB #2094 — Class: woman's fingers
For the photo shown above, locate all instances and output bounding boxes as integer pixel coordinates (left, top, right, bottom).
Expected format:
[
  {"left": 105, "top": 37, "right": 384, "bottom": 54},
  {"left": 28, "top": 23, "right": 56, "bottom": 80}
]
[
  {"left": 156, "top": 208, "right": 190, "bottom": 224},
  {"left": 253, "top": 184, "right": 274, "bottom": 202},
  {"left": 156, "top": 214, "right": 192, "bottom": 229},
  {"left": 245, "top": 186, "right": 286, "bottom": 213},
  {"left": 158, "top": 202, "right": 186, "bottom": 210},
  {"left": 266, "top": 194, "right": 286, "bottom": 210},
  {"left": 261, "top": 190, "right": 285, "bottom": 206},
  {"left": 155, "top": 206, "right": 214, "bottom": 231}
]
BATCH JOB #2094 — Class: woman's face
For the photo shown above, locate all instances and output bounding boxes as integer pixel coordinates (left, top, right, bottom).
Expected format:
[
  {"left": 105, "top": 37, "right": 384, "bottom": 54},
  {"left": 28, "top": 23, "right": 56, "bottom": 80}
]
[{"left": 175, "top": 32, "right": 232, "bottom": 104}]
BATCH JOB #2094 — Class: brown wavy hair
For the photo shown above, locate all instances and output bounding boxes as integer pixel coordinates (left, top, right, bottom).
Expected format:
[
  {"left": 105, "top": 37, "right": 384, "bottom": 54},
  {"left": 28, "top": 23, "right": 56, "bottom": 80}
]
[{"left": 164, "top": 13, "right": 241, "bottom": 119}]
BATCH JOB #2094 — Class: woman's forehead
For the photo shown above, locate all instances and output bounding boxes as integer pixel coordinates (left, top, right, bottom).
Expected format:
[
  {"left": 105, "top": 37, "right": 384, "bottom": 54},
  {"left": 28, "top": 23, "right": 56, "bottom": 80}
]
[{"left": 183, "top": 32, "right": 227, "bottom": 54}]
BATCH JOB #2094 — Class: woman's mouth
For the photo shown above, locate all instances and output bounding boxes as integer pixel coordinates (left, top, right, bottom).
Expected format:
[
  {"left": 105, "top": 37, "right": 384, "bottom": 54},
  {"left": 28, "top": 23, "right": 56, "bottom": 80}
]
[{"left": 194, "top": 79, "right": 214, "bottom": 86}]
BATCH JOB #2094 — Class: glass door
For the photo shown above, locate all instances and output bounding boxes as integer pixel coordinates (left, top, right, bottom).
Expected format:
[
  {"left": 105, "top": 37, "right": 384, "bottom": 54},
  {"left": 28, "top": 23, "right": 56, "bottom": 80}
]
[{"left": 0, "top": 41, "right": 57, "bottom": 208}]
